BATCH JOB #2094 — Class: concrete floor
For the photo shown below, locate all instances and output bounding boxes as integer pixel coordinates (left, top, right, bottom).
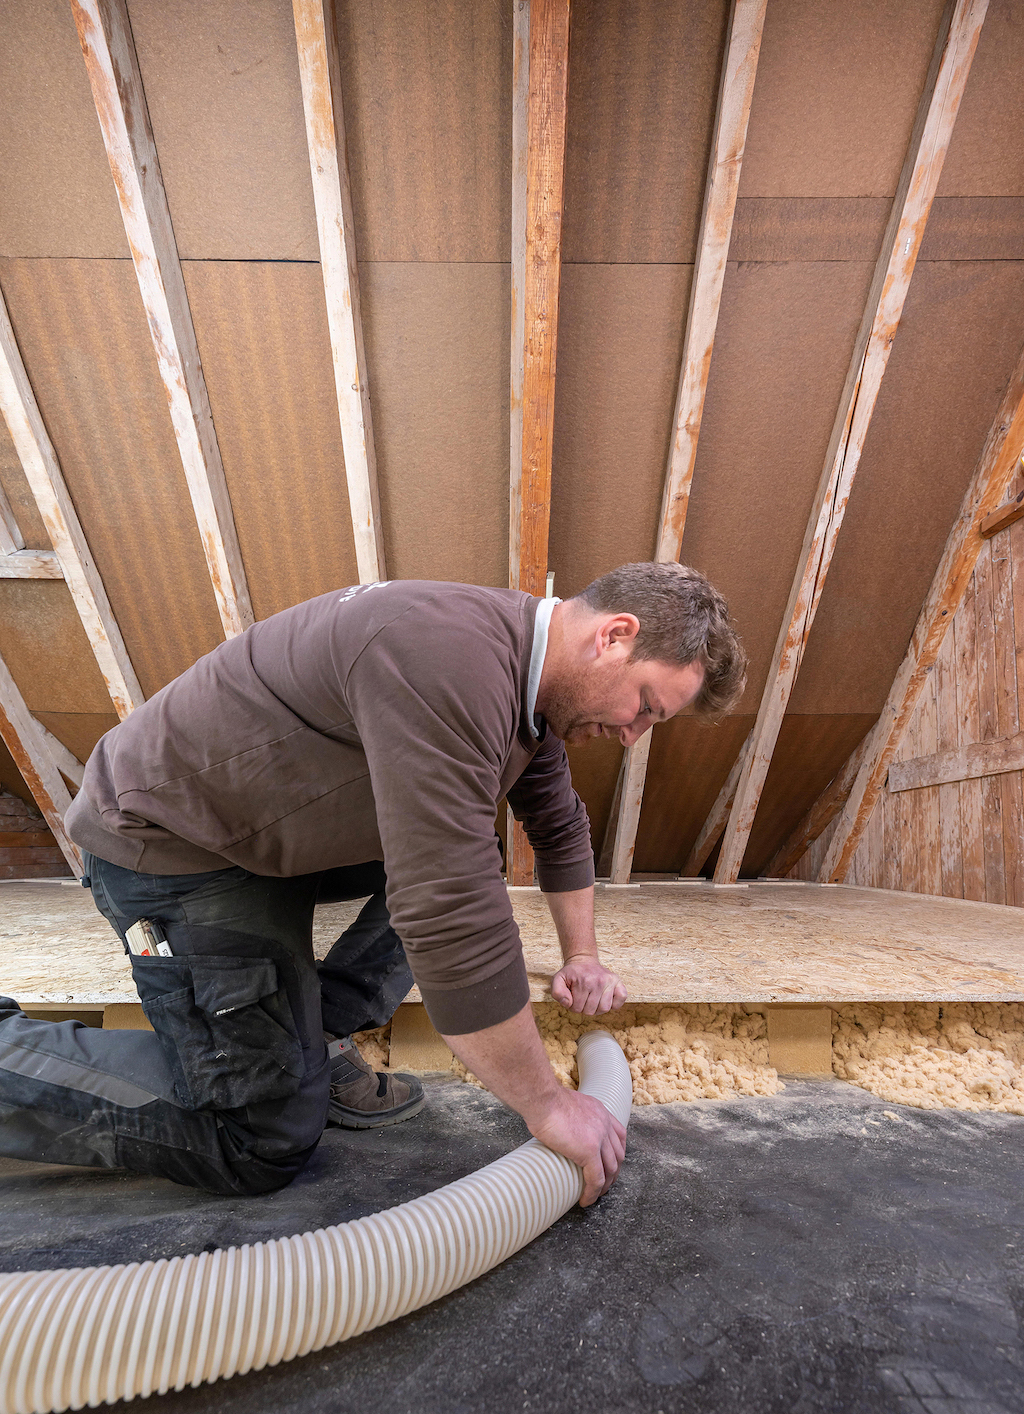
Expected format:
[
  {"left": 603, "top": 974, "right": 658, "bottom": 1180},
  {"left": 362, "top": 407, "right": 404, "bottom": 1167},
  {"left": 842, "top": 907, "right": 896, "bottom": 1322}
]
[{"left": 3, "top": 1078, "right": 1024, "bottom": 1413}]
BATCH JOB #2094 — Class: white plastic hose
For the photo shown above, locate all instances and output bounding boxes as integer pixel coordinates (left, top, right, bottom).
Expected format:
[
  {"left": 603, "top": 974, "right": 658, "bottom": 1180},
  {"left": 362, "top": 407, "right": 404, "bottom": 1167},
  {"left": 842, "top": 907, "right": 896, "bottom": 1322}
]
[{"left": 0, "top": 1029, "right": 631, "bottom": 1414}]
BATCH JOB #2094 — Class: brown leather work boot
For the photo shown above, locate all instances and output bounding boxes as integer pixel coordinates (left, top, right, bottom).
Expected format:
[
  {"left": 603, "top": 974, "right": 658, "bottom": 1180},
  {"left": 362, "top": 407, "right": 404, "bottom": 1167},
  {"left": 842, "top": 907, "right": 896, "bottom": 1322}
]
[{"left": 325, "top": 1036, "right": 425, "bottom": 1129}]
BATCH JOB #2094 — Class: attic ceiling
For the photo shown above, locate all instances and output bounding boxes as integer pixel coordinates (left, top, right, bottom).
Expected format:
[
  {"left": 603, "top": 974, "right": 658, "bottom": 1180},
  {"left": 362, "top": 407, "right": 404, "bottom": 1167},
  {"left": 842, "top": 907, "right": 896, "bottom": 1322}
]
[{"left": 0, "top": 0, "right": 1022, "bottom": 877}]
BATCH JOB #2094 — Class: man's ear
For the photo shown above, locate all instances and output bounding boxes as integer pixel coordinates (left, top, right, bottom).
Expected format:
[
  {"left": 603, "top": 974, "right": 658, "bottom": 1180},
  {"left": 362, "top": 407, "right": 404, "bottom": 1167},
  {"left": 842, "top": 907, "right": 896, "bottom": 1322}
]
[{"left": 596, "top": 614, "right": 640, "bottom": 657}]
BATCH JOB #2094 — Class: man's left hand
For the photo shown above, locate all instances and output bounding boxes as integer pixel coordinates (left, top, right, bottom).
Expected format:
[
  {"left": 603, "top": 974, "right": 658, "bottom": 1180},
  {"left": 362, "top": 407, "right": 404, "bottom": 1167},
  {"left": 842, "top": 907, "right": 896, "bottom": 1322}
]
[{"left": 551, "top": 955, "right": 627, "bottom": 1015}]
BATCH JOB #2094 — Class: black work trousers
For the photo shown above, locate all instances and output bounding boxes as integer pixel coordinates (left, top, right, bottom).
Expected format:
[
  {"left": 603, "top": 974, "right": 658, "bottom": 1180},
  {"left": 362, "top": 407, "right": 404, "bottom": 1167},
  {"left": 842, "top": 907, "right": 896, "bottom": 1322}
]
[{"left": 0, "top": 854, "right": 413, "bottom": 1195}]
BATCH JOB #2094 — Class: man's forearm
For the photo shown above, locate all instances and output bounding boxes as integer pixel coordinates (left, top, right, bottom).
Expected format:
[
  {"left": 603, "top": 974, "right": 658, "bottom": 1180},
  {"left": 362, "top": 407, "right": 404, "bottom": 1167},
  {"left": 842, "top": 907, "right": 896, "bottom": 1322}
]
[{"left": 545, "top": 884, "right": 598, "bottom": 962}]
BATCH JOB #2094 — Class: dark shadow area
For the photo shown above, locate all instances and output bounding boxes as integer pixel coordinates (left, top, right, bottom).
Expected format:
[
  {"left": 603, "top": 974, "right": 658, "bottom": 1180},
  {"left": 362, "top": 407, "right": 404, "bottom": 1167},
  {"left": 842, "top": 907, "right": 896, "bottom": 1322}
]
[{"left": 3, "top": 1078, "right": 1024, "bottom": 1413}]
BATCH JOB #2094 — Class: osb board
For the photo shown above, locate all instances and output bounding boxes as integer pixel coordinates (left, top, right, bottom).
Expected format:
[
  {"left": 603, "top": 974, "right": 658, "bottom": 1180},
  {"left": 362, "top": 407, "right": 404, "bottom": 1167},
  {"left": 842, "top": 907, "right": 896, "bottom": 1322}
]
[
  {"left": 128, "top": 0, "right": 319, "bottom": 262},
  {"left": 0, "top": 258, "right": 224, "bottom": 699},
  {"left": 935, "top": 0, "right": 1024, "bottom": 198},
  {"left": 335, "top": 0, "right": 511, "bottom": 263},
  {"left": 183, "top": 262, "right": 359, "bottom": 618},
  {"left": 560, "top": 0, "right": 729, "bottom": 265},
  {"left": 8, "top": 881, "right": 1024, "bottom": 1007},
  {"left": 0, "top": 0, "right": 128, "bottom": 258},
  {"left": 737, "top": 0, "right": 946, "bottom": 199},
  {"left": 794, "top": 260, "right": 1024, "bottom": 716},
  {"left": 742, "top": 713, "right": 878, "bottom": 876},
  {"left": 360, "top": 263, "right": 509, "bottom": 587},
  {"left": 0, "top": 582, "right": 113, "bottom": 715},
  {"left": 677, "top": 259, "right": 875, "bottom": 714},
  {"left": 548, "top": 264, "right": 693, "bottom": 595}
]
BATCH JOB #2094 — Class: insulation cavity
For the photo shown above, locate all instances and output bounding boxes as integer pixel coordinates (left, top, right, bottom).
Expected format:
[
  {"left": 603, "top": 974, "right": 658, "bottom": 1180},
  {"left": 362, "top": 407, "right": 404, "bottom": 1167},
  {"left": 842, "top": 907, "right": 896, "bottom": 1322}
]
[{"left": 832, "top": 1002, "right": 1024, "bottom": 1114}]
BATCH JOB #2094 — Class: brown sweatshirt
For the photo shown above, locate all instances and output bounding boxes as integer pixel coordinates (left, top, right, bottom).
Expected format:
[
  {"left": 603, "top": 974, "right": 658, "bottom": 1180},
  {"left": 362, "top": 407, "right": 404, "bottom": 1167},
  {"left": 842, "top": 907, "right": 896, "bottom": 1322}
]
[{"left": 66, "top": 581, "right": 595, "bottom": 1032}]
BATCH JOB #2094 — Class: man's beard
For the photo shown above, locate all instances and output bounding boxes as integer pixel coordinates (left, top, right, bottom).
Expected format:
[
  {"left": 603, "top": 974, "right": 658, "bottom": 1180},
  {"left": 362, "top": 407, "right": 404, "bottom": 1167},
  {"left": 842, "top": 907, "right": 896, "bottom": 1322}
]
[{"left": 540, "top": 660, "right": 623, "bottom": 744}]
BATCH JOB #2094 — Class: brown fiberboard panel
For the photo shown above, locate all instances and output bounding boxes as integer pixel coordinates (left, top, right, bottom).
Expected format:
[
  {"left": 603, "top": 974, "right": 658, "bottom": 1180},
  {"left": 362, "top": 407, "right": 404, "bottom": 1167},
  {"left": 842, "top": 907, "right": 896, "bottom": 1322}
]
[
  {"left": 548, "top": 263, "right": 693, "bottom": 598},
  {"left": 560, "top": 0, "right": 730, "bottom": 265},
  {"left": 633, "top": 714, "right": 754, "bottom": 874},
  {"left": 0, "top": 258, "right": 224, "bottom": 698},
  {"left": 335, "top": 0, "right": 511, "bottom": 263},
  {"left": 0, "top": 419, "right": 50, "bottom": 551},
  {"left": 679, "top": 259, "right": 875, "bottom": 715},
  {"left": 0, "top": 581, "right": 113, "bottom": 715},
  {"left": 793, "top": 261, "right": 1024, "bottom": 716},
  {"left": 738, "top": 0, "right": 947, "bottom": 199},
  {"left": 34, "top": 713, "right": 119, "bottom": 768},
  {"left": 565, "top": 734, "right": 623, "bottom": 865},
  {"left": 935, "top": 0, "right": 1024, "bottom": 198},
  {"left": 0, "top": 0, "right": 129, "bottom": 258},
  {"left": 127, "top": 0, "right": 319, "bottom": 261},
  {"left": 359, "top": 262, "right": 509, "bottom": 587},
  {"left": 730, "top": 198, "right": 890, "bottom": 264},
  {"left": 183, "top": 262, "right": 359, "bottom": 619},
  {"left": 743, "top": 713, "right": 878, "bottom": 875}
]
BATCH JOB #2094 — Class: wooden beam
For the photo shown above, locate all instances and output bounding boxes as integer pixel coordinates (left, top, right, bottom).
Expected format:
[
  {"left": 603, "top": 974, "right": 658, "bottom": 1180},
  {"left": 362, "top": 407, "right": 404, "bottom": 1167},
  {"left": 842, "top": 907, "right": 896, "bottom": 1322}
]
[
  {"left": 292, "top": 0, "right": 385, "bottom": 585},
  {"left": 604, "top": 0, "right": 767, "bottom": 884},
  {"left": 0, "top": 285, "right": 144, "bottom": 717},
  {"left": 0, "top": 550, "right": 62, "bottom": 579},
  {"left": 507, "top": 0, "right": 568, "bottom": 887},
  {"left": 0, "top": 652, "right": 82, "bottom": 875},
  {"left": 680, "top": 731, "right": 752, "bottom": 876},
  {"left": 979, "top": 478, "right": 1024, "bottom": 538},
  {"left": 72, "top": 0, "right": 253, "bottom": 639},
  {"left": 765, "top": 738, "right": 869, "bottom": 877},
  {"left": 889, "top": 731, "right": 1024, "bottom": 792},
  {"left": 713, "top": 0, "right": 988, "bottom": 884},
  {"left": 0, "top": 481, "right": 24, "bottom": 556},
  {"left": 822, "top": 335, "right": 1024, "bottom": 881},
  {"left": 36, "top": 725, "right": 85, "bottom": 789}
]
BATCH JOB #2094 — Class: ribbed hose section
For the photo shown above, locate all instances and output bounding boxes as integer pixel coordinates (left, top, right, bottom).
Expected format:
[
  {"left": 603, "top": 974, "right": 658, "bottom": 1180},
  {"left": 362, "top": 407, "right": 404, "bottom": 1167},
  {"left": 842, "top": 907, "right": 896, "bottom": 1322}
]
[{"left": 0, "top": 1030, "right": 632, "bottom": 1414}]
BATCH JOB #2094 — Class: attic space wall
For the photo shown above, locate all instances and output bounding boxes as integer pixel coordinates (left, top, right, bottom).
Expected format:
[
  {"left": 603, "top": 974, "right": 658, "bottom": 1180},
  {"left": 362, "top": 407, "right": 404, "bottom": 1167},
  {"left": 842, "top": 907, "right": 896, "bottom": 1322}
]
[{"left": 792, "top": 514, "right": 1024, "bottom": 906}]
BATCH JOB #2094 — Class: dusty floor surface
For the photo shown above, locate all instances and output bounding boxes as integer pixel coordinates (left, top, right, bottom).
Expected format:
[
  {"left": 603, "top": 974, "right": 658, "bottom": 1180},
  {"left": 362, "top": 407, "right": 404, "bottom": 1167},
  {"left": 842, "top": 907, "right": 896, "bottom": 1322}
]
[{"left": 3, "top": 1079, "right": 1024, "bottom": 1414}]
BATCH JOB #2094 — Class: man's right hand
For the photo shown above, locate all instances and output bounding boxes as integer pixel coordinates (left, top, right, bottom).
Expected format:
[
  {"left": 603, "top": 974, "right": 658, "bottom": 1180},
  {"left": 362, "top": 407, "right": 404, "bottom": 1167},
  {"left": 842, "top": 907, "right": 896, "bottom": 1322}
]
[{"left": 526, "top": 1086, "right": 627, "bottom": 1206}]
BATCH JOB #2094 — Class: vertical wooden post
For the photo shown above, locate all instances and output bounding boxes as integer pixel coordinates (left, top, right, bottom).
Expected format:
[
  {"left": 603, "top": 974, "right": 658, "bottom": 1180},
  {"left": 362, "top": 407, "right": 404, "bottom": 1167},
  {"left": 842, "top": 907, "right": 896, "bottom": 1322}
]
[
  {"left": 507, "top": 0, "right": 570, "bottom": 887},
  {"left": 293, "top": 0, "right": 386, "bottom": 584}
]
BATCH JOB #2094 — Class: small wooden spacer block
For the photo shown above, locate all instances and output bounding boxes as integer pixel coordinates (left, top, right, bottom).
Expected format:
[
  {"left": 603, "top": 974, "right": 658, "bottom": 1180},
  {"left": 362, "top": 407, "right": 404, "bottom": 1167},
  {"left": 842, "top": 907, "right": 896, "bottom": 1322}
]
[
  {"left": 102, "top": 1002, "right": 153, "bottom": 1031},
  {"left": 388, "top": 1003, "right": 452, "bottom": 1072},
  {"left": 766, "top": 1006, "right": 833, "bottom": 1078}
]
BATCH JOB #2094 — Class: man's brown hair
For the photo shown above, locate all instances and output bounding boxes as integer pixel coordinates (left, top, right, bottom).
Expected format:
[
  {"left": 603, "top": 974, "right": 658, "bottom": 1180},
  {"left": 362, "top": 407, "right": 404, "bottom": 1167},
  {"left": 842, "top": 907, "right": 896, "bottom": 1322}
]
[{"left": 575, "top": 562, "right": 746, "bottom": 718}]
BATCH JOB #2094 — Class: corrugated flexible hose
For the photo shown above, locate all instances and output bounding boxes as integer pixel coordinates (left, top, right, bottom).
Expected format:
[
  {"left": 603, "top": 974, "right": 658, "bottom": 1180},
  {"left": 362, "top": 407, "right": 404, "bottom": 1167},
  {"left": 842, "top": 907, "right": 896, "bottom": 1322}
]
[{"left": 0, "top": 1029, "right": 632, "bottom": 1414}]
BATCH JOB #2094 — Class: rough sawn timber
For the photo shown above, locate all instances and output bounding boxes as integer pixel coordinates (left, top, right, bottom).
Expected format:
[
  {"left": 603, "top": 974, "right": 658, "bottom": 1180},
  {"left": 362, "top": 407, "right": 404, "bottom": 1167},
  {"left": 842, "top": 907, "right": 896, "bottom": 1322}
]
[
  {"left": 889, "top": 731, "right": 1024, "bottom": 792},
  {"left": 72, "top": 0, "right": 253, "bottom": 639},
  {"left": 822, "top": 334, "right": 1024, "bottom": 881},
  {"left": 713, "top": 0, "right": 988, "bottom": 883},
  {"left": 606, "top": 0, "right": 767, "bottom": 885},
  {"left": 293, "top": 0, "right": 385, "bottom": 586},
  {"left": 0, "top": 660, "right": 82, "bottom": 875}
]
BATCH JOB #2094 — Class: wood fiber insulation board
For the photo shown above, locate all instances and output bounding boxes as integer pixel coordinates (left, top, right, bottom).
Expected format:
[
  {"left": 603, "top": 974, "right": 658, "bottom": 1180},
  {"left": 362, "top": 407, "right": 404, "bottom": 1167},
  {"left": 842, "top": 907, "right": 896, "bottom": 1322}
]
[
  {"left": 0, "top": 0, "right": 129, "bottom": 257},
  {"left": 182, "top": 262, "right": 359, "bottom": 618},
  {"left": 126, "top": 0, "right": 319, "bottom": 261},
  {"left": 33, "top": 712, "right": 118, "bottom": 768},
  {"left": 334, "top": 0, "right": 511, "bottom": 263},
  {"left": 359, "top": 263, "right": 510, "bottom": 588},
  {"left": 934, "top": 0, "right": 1024, "bottom": 197},
  {"left": 547, "top": 264, "right": 692, "bottom": 596},
  {"left": 0, "top": 420, "right": 49, "bottom": 550},
  {"left": 0, "top": 259, "right": 224, "bottom": 697},
  {"left": 793, "top": 262, "right": 1024, "bottom": 717},
  {"left": 565, "top": 734, "right": 624, "bottom": 867},
  {"left": 737, "top": 0, "right": 947, "bottom": 198},
  {"left": 675, "top": 260, "right": 875, "bottom": 714},
  {"left": 0, "top": 582, "right": 114, "bottom": 716},
  {"left": 559, "top": 0, "right": 731, "bottom": 265}
]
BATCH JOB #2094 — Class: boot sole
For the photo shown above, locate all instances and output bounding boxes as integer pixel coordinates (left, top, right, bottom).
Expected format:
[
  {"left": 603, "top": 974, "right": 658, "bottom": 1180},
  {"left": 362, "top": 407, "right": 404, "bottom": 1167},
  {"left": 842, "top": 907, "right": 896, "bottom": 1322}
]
[{"left": 326, "top": 1093, "right": 426, "bottom": 1130}]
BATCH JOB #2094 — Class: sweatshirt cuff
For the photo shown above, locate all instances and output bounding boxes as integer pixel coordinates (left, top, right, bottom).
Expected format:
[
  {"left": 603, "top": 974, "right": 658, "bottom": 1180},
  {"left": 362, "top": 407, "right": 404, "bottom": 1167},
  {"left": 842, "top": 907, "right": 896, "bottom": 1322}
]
[
  {"left": 535, "top": 855, "right": 595, "bottom": 894},
  {"left": 418, "top": 956, "right": 531, "bottom": 1035}
]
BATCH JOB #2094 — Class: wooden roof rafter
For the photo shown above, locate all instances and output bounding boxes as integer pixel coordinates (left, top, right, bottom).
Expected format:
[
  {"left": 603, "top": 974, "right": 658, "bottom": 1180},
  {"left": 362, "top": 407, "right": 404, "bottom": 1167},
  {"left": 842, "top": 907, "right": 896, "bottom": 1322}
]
[
  {"left": 820, "top": 337, "right": 1024, "bottom": 882},
  {"left": 601, "top": 0, "right": 769, "bottom": 883},
  {"left": 293, "top": 0, "right": 386, "bottom": 586},
  {"left": 506, "top": 0, "right": 571, "bottom": 888},
  {"left": 697, "top": 0, "right": 989, "bottom": 885},
  {"left": 71, "top": 0, "right": 253, "bottom": 640}
]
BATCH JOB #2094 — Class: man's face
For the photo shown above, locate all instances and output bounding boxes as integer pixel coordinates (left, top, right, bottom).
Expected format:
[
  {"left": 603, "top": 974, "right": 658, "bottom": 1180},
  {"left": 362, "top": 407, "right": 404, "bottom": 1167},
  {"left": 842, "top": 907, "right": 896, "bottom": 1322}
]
[{"left": 543, "top": 652, "right": 706, "bottom": 747}]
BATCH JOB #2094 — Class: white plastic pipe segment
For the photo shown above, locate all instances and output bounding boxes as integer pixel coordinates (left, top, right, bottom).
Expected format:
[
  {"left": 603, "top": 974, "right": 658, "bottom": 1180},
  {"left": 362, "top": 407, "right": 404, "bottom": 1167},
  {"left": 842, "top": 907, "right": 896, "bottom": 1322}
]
[{"left": 0, "top": 1029, "right": 632, "bottom": 1414}]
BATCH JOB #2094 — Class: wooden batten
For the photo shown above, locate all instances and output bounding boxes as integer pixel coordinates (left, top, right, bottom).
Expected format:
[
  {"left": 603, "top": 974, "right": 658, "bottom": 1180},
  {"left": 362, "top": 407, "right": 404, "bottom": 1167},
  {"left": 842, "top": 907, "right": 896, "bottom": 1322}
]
[
  {"left": 0, "top": 481, "right": 24, "bottom": 556},
  {"left": 821, "top": 335, "right": 1024, "bottom": 881},
  {"left": 712, "top": 0, "right": 988, "bottom": 884},
  {"left": 293, "top": 0, "right": 385, "bottom": 585},
  {"left": 889, "top": 731, "right": 1024, "bottom": 793},
  {"left": 979, "top": 480, "right": 1024, "bottom": 539},
  {"left": 37, "top": 726, "right": 86, "bottom": 790},
  {"left": 0, "top": 285, "right": 144, "bottom": 718},
  {"left": 0, "top": 653, "right": 82, "bottom": 875},
  {"left": 71, "top": 0, "right": 253, "bottom": 640},
  {"left": 605, "top": 0, "right": 768, "bottom": 883},
  {"left": 507, "top": 0, "right": 568, "bottom": 887}
]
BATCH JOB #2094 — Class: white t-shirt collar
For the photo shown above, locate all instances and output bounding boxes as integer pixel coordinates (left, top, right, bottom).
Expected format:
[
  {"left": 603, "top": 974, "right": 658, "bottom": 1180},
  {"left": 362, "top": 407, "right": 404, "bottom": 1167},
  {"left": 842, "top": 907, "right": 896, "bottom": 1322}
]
[{"left": 526, "top": 596, "right": 560, "bottom": 739}]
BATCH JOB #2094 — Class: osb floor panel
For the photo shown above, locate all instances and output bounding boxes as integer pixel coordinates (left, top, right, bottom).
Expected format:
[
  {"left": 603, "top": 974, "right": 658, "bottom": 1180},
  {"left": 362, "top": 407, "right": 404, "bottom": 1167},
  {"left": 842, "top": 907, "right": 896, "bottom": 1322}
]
[
  {"left": 3, "top": 880, "right": 1024, "bottom": 1006},
  {"left": 3, "top": 1079, "right": 1024, "bottom": 1414}
]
